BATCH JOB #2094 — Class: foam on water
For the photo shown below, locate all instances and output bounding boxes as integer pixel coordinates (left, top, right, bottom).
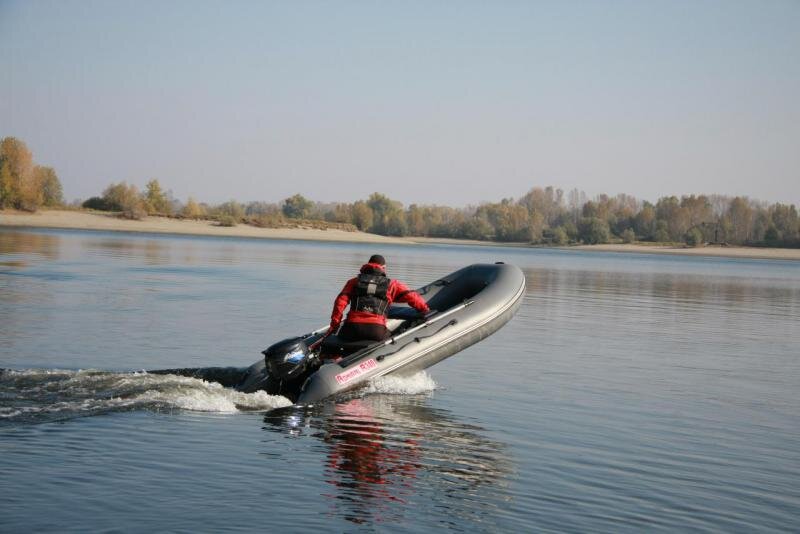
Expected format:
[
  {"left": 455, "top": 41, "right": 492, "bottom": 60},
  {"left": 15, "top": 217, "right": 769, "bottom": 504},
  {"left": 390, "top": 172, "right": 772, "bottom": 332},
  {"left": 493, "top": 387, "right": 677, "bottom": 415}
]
[
  {"left": 363, "top": 371, "right": 437, "bottom": 395},
  {"left": 0, "top": 368, "right": 292, "bottom": 423}
]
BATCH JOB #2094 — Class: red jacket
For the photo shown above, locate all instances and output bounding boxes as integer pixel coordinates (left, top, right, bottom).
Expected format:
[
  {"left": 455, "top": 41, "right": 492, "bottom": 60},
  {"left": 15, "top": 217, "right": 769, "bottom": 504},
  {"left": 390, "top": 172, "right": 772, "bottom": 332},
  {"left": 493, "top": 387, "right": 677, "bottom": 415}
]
[{"left": 329, "top": 262, "right": 430, "bottom": 332}]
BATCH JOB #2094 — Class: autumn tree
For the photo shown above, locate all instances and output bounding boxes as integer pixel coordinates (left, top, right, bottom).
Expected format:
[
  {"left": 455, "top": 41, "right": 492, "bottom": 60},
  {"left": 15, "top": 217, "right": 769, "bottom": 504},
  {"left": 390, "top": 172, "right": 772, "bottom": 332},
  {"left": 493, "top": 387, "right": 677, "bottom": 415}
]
[
  {"left": 351, "top": 201, "right": 373, "bottom": 231},
  {"left": 519, "top": 186, "right": 564, "bottom": 227},
  {"left": 144, "top": 179, "right": 172, "bottom": 215},
  {"left": 214, "top": 200, "right": 244, "bottom": 219},
  {"left": 681, "top": 195, "right": 713, "bottom": 227},
  {"left": 567, "top": 188, "right": 587, "bottom": 224},
  {"left": 102, "top": 182, "right": 146, "bottom": 219},
  {"left": 327, "top": 203, "right": 354, "bottom": 225},
  {"left": 0, "top": 137, "right": 65, "bottom": 211},
  {"left": 477, "top": 200, "right": 530, "bottom": 242},
  {"left": 367, "top": 193, "right": 405, "bottom": 235},
  {"left": 0, "top": 137, "right": 35, "bottom": 210},
  {"left": 0, "top": 159, "right": 13, "bottom": 208},
  {"left": 725, "top": 197, "right": 755, "bottom": 244},
  {"left": 655, "top": 196, "right": 690, "bottom": 241},
  {"left": 35, "top": 166, "right": 63, "bottom": 207},
  {"left": 406, "top": 204, "right": 427, "bottom": 236},
  {"left": 182, "top": 196, "right": 205, "bottom": 219},
  {"left": 769, "top": 203, "right": 799, "bottom": 244}
]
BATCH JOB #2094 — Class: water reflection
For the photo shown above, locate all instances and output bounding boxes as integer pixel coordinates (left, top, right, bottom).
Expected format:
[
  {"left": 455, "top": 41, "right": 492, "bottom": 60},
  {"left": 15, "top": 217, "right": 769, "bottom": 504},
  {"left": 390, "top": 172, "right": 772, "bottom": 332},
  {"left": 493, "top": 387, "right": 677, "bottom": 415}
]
[
  {"left": 0, "top": 230, "right": 60, "bottom": 259},
  {"left": 523, "top": 266, "right": 800, "bottom": 311},
  {"left": 0, "top": 231, "right": 63, "bottom": 342},
  {"left": 263, "top": 395, "right": 512, "bottom": 526}
]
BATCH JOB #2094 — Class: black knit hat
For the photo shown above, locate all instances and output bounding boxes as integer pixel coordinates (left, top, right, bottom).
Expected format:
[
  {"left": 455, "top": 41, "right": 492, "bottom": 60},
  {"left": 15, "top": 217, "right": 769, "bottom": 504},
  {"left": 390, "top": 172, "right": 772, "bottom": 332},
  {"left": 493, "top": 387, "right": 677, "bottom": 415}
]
[{"left": 368, "top": 254, "right": 386, "bottom": 265}]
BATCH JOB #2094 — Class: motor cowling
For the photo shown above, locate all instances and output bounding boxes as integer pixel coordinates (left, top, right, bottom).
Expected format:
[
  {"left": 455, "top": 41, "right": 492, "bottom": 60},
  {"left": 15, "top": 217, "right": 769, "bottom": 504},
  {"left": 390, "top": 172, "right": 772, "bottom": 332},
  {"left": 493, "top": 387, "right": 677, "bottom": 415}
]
[{"left": 262, "top": 337, "right": 311, "bottom": 381}]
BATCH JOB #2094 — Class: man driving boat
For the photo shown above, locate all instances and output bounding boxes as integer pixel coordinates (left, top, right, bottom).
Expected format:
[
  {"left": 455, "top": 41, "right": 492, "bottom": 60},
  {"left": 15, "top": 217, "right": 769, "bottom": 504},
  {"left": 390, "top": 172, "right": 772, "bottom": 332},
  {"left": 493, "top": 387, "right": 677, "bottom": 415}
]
[{"left": 327, "top": 255, "right": 430, "bottom": 343}]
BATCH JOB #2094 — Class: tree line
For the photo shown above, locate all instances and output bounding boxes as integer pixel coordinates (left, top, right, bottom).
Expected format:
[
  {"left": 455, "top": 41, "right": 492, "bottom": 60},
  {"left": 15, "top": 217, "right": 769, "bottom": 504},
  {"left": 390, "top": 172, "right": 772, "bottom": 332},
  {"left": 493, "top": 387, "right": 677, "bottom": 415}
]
[
  {"left": 2, "top": 136, "right": 798, "bottom": 247},
  {"left": 83, "top": 183, "right": 800, "bottom": 248}
]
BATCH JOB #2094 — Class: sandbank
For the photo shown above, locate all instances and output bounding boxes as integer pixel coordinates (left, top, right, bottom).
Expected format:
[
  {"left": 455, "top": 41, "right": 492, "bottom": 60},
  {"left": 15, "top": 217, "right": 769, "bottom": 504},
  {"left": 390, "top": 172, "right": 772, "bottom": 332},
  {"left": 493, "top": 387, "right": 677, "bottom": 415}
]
[
  {"left": 566, "top": 243, "right": 800, "bottom": 261},
  {"left": 0, "top": 209, "right": 412, "bottom": 245}
]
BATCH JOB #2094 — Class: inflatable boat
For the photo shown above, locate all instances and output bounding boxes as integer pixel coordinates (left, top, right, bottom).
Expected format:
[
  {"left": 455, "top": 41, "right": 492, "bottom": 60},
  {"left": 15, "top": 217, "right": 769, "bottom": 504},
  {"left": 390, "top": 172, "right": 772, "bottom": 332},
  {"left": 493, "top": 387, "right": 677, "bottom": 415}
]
[{"left": 236, "top": 262, "right": 525, "bottom": 403}]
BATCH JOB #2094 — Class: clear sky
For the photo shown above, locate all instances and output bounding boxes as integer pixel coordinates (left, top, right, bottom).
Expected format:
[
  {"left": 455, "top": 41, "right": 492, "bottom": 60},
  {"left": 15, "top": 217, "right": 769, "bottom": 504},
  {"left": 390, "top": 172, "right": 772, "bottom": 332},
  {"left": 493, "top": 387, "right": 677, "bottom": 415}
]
[{"left": 2, "top": 0, "right": 798, "bottom": 207}]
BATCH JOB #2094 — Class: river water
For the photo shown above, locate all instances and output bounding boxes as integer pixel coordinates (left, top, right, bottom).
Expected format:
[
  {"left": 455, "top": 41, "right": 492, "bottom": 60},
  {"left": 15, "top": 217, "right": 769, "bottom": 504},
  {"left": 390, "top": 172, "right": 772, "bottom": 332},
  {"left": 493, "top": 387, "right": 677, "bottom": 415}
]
[{"left": 1, "top": 228, "right": 799, "bottom": 532}]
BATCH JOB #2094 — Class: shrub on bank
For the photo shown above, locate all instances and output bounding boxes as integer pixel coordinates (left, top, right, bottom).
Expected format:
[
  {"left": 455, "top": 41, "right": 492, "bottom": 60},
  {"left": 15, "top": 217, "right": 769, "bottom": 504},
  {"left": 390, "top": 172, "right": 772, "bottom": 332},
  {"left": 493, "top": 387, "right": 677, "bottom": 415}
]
[
  {"left": 685, "top": 227, "right": 704, "bottom": 247},
  {"left": 216, "top": 215, "right": 238, "bottom": 227}
]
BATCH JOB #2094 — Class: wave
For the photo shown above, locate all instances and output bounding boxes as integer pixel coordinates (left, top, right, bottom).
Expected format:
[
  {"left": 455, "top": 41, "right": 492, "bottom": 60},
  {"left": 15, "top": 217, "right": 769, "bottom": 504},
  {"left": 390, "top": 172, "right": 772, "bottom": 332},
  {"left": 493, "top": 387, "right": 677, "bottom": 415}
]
[
  {"left": 0, "top": 368, "right": 292, "bottom": 424},
  {"left": 363, "top": 371, "right": 437, "bottom": 395}
]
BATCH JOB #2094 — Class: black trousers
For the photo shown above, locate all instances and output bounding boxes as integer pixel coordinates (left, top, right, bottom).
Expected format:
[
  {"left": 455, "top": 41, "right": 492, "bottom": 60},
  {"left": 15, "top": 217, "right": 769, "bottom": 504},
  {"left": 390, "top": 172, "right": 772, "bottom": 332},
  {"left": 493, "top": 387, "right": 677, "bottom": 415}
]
[{"left": 338, "top": 322, "right": 390, "bottom": 342}]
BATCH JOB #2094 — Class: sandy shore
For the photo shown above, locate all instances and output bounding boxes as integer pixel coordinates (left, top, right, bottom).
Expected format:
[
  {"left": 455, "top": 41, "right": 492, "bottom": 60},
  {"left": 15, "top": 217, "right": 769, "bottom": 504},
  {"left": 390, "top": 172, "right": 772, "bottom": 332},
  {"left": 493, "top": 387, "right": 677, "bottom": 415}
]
[
  {"left": 0, "top": 209, "right": 413, "bottom": 245},
  {"left": 566, "top": 243, "right": 800, "bottom": 261},
  {"left": 2, "top": 209, "right": 798, "bottom": 260}
]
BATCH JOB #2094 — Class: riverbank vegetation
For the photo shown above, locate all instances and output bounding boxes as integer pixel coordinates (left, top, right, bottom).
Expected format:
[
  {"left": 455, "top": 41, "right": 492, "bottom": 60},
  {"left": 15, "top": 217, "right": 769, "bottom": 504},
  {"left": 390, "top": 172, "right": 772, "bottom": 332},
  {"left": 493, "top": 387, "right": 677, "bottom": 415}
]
[
  {"left": 0, "top": 137, "right": 64, "bottom": 211},
  {"left": 2, "top": 136, "right": 798, "bottom": 248},
  {"left": 79, "top": 184, "right": 800, "bottom": 249}
]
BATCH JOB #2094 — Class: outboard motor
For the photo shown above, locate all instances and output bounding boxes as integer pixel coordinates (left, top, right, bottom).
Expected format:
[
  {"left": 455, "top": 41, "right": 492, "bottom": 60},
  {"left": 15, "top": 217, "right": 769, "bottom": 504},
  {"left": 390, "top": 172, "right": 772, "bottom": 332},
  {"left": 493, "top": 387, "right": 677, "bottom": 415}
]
[{"left": 262, "top": 337, "right": 312, "bottom": 381}]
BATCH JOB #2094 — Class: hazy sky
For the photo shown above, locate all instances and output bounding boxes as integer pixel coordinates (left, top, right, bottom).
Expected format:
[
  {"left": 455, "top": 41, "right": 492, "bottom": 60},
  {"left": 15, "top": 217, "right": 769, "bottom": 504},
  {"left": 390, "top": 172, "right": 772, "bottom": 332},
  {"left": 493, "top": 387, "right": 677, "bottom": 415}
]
[{"left": 2, "top": 0, "right": 798, "bottom": 207}]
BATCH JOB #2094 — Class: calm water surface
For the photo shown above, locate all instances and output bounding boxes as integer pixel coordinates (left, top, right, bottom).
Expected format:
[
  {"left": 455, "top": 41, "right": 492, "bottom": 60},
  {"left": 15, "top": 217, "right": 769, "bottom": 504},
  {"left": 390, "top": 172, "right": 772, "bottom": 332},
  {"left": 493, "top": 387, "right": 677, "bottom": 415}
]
[{"left": 1, "top": 228, "right": 799, "bottom": 532}]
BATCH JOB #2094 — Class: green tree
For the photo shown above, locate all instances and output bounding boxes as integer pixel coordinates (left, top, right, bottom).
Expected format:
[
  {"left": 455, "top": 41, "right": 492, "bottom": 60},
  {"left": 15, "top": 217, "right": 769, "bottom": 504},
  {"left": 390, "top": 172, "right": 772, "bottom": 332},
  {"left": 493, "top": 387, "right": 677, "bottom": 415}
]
[
  {"left": 459, "top": 215, "right": 495, "bottom": 240},
  {"left": 763, "top": 225, "right": 781, "bottom": 245},
  {"left": 621, "top": 228, "right": 636, "bottom": 243},
  {"left": 551, "top": 226, "right": 569, "bottom": 245},
  {"left": 685, "top": 227, "right": 704, "bottom": 247},
  {"left": 634, "top": 203, "right": 656, "bottom": 240},
  {"left": 653, "top": 220, "right": 670, "bottom": 242},
  {"left": 578, "top": 217, "right": 611, "bottom": 244},
  {"left": 282, "top": 194, "right": 313, "bottom": 219},
  {"left": 82, "top": 196, "right": 110, "bottom": 210}
]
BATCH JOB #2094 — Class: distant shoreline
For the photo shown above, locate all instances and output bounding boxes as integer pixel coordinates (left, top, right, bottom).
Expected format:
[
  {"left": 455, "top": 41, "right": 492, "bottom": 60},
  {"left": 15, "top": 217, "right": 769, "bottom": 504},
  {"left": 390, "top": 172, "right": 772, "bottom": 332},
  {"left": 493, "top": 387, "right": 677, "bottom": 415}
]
[
  {"left": 2, "top": 209, "right": 799, "bottom": 260},
  {"left": 0, "top": 209, "right": 413, "bottom": 245}
]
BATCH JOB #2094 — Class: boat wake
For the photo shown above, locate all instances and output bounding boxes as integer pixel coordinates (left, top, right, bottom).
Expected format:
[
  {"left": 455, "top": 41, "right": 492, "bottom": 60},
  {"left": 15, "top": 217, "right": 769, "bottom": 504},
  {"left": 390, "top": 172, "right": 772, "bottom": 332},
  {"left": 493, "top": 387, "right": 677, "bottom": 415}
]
[
  {"left": 0, "top": 368, "right": 437, "bottom": 425},
  {"left": 0, "top": 368, "right": 293, "bottom": 424}
]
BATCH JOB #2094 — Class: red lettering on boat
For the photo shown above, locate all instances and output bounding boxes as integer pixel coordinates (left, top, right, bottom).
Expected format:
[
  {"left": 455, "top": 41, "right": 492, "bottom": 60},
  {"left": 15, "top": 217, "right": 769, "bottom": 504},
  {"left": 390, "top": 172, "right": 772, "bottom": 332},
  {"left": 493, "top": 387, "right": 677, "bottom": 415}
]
[
  {"left": 359, "top": 359, "right": 377, "bottom": 371},
  {"left": 335, "top": 367, "right": 363, "bottom": 385}
]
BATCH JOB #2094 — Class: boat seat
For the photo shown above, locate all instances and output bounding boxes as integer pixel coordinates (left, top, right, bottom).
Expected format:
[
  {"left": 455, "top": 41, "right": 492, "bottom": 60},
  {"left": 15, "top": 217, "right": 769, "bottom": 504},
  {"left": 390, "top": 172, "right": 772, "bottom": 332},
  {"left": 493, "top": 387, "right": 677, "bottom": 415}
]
[
  {"left": 387, "top": 306, "right": 425, "bottom": 321},
  {"left": 320, "top": 335, "right": 378, "bottom": 357}
]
